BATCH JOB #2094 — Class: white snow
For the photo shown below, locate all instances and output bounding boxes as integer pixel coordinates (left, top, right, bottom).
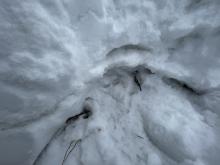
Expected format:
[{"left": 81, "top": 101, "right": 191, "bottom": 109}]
[{"left": 0, "top": 0, "right": 220, "bottom": 165}]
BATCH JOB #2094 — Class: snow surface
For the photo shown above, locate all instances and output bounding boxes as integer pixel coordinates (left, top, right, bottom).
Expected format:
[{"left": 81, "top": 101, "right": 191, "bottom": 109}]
[{"left": 0, "top": 0, "right": 220, "bottom": 165}]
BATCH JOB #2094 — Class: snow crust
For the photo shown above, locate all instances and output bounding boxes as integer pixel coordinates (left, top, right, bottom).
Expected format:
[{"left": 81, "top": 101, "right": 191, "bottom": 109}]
[{"left": 0, "top": 0, "right": 220, "bottom": 165}]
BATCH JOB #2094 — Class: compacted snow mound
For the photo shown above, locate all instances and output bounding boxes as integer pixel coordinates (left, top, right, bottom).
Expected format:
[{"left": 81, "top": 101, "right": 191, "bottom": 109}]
[{"left": 0, "top": 0, "right": 220, "bottom": 165}]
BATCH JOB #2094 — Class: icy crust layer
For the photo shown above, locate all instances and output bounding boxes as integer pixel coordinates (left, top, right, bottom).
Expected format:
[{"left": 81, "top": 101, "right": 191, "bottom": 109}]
[{"left": 0, "top": 0, "right": 220, "bottom": 165}]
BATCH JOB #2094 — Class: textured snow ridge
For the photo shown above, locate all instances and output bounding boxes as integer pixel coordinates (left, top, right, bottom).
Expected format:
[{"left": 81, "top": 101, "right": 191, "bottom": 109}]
[{"left": 0, "top": 0, "right": 220, "bottom": 165}]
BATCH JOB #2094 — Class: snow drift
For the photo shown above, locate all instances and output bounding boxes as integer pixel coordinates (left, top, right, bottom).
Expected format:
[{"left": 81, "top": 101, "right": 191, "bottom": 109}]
[{"left": 0, "top": 0, "right": 220, "bottom": 165}]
